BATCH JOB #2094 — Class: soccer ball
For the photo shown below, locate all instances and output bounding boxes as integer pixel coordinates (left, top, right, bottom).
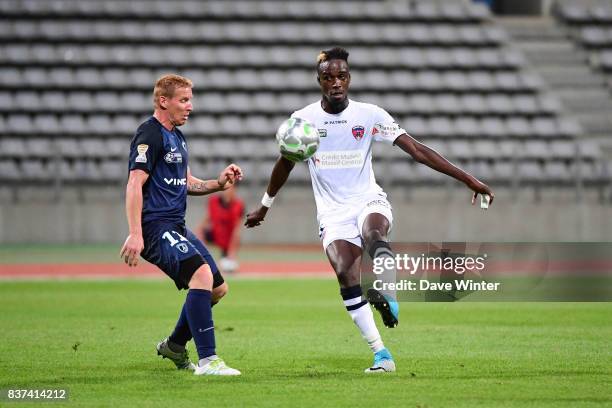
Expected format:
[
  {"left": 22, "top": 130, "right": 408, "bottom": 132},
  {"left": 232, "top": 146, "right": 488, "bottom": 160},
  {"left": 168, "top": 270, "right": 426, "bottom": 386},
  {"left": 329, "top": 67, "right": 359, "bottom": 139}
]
[{"left": 275, "top": 117, "right": 320, "bottom": 162}]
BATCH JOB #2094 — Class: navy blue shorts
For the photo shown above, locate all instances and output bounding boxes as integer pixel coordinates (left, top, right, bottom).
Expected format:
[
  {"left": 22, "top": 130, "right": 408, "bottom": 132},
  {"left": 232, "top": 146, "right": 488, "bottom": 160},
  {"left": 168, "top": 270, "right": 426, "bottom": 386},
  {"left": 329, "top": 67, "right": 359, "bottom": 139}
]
[{"left": 141, "top": 220, "right": 223, "bottom": 290}]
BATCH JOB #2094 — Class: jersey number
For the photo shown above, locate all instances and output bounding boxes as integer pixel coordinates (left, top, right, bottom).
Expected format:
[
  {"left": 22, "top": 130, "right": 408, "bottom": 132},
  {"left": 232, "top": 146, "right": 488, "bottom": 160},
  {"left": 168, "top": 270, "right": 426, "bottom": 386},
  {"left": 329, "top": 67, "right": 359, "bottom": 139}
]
[{"left": 162, "top": 231, "right": 189, "bottom": 247}]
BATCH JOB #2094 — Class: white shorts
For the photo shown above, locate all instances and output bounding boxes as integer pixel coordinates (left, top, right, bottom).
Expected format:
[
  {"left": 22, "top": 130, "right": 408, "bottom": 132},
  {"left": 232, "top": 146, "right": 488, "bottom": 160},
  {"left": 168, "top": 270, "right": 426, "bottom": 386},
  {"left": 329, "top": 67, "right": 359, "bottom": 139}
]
[{"left": 318, "top": 195, "right": 393, "bottom": 250}]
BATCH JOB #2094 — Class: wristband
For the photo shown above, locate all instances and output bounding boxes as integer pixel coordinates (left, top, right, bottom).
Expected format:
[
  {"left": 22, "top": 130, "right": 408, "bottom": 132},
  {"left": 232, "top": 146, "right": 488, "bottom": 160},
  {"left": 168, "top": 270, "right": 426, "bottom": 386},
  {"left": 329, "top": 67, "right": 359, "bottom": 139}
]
[{"left": 261, "top": 192, "right": 275, "bottom": 208}]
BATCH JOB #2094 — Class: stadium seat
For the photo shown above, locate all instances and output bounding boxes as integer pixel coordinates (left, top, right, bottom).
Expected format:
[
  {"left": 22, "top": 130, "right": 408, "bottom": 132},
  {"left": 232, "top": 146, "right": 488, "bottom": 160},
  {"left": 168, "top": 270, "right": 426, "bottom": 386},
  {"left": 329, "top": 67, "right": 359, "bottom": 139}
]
[
  {"left": 523, "top": 141, "right": 550, "bottom": 160},
  {"left": 448, "top": 140, "right": 473, "bottom": 160},
  {"left": 21, "top": 159, "right": 53, "bottom": 182},
  {"left": 531, "top": 117, "right": 558, "bottom": 138},
  {"left": 0, "top": 138, "right": 26, "bottom": 158},
  {"left": 480, "top": 118, "right": 507, "bottom": 138},
  {"left": 67, "top": 92, "right": 95, "bottom": 112},
  {"left": 544, "top": 161, "right": 572, "bottom": 184},
  {"left": 0, "top": 158, "right": 21, "bottom": 181},
  {"left": 506, "top": 117, "right": 532, "bottom": 138},
  {"left": 56, "top": 138, "right": 82, "bottom": 158},
  {"left": 7, "top": 114, "right": 35, "bottom": 134},
  {"left": 81, "top": 139, "right": 108, "bottom": 158},
  {"left": 99, "top": 159, "right": 124, "bottom": 182},
  {"left": 550, "top": 141, "right": 576, "bottom": 160},
  {"left": 60, "top": 114, "right": 88, "bottom": 136},
  {"left": 454, "top": 117, "right": 480, "bottom": 138},
  {"left": 472, "top": 140, "right": 499, "bottom": 160}
]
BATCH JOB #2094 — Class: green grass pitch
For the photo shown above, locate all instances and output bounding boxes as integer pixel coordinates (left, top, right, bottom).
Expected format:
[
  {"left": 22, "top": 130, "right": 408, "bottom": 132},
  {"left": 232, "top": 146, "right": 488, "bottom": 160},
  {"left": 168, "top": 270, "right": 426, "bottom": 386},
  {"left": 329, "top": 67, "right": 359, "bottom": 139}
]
[{"left": 0, "top": 279, "right": 610, "bottom": 407}]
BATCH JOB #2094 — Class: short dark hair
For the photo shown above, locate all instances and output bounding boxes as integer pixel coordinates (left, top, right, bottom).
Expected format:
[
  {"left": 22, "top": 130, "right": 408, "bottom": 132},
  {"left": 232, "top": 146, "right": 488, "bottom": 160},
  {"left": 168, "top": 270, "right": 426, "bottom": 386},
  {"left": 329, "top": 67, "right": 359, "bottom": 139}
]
[{"left": 316, "top": 47, "right": 349, "bottom": 69}]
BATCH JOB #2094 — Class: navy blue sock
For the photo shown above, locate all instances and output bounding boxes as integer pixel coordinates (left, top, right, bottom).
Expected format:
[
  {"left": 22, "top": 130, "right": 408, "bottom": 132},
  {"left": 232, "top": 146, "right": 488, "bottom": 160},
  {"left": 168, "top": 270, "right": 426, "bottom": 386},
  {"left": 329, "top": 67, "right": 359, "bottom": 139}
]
[
  {"left": 184, "top": 289, "right": 216, "bottom": 359},
  {"left": 168, "top": 304, "right": 192, "bottom": 347}
]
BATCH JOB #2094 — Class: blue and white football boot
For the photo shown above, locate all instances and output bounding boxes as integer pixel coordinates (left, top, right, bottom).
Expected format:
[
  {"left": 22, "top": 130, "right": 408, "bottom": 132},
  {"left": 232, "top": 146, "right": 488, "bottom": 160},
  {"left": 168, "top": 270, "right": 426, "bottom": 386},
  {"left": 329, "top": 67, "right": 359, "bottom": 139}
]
[
  {"left": 365, "top": 348, "right": 396, "bottom": 373},
  {"left": 367, "top": 288, "right": 399, "bottom": 328}
]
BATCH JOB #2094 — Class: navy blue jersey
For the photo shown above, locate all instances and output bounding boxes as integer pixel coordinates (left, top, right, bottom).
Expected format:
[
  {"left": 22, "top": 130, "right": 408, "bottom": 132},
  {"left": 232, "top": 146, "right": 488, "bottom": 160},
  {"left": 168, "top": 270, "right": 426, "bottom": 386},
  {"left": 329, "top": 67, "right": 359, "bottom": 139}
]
[{"left": 128, "top": 117, "right": 189, "bottom": 224}]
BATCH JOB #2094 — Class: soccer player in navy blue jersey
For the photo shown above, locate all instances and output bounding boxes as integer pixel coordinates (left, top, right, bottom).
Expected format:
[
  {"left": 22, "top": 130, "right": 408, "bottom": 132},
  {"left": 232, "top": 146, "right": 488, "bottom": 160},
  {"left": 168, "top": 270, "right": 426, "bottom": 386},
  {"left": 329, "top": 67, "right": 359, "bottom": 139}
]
[{"left": 120, "top": 74, "right": 242, "bottom": 376}]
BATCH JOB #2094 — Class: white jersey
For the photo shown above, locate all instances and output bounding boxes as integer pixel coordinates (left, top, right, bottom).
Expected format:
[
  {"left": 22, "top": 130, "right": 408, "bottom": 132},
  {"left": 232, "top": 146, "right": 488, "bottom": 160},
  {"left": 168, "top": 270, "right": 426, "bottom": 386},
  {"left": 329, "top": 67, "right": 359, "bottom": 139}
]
[{"left": 291, "top": 99, "right": 405, "bottom": 224}]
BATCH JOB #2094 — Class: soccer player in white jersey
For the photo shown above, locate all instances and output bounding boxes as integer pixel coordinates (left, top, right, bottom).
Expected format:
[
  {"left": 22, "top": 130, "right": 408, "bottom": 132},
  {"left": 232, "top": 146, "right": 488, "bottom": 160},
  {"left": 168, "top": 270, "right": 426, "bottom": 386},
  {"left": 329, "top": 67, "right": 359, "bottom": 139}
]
[{"left": 245, "top": 47, "right": 494, "bottom": 373}]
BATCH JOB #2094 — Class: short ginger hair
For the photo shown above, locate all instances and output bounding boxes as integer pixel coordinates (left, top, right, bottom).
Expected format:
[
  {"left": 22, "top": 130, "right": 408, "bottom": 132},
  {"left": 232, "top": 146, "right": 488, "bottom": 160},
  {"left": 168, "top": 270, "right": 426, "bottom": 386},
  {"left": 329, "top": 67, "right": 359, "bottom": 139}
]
[{"left": 153, "top": 74, "right": 193, "bottom": 109}]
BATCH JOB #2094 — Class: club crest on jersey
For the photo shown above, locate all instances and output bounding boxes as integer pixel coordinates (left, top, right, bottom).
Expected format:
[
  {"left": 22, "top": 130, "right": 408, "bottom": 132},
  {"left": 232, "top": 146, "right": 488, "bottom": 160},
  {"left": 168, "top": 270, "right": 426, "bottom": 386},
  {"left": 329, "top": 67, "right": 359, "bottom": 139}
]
[
  {"left": 164, "top": 151, "right": 183, "bottom": 164},
  {"left": 352, "top": 125, "right": 365, "bottom": 141}
]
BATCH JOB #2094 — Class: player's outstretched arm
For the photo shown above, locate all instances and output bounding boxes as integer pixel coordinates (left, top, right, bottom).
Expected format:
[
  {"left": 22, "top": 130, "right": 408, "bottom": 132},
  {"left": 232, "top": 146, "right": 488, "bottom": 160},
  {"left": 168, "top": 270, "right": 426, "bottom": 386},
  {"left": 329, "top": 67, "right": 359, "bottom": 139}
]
[
  {"left": 394, "top": 134, "right": 495, "bottom": 205},
  {"left": 245, "top": 156, "right": 295, "bottom": 228},
  {"left": 187, "top": 164, "right": 243, "bottom": 196},
  {"left": 120, "top": 169, "right": 149, "bottom": 267}
]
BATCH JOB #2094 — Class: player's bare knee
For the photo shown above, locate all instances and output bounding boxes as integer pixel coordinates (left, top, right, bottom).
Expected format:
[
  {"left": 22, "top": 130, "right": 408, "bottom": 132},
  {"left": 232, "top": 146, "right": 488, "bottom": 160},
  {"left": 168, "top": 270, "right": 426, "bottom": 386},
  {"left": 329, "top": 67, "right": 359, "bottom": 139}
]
[
  {"left": 188, "top": 264, "right": 213, "bottom": 290},
  {"left": 362, "top": 229, "right": 387, "bottom": 249},
  {"left": 212, "top": 282, "right": 228, "bottom": 302}
]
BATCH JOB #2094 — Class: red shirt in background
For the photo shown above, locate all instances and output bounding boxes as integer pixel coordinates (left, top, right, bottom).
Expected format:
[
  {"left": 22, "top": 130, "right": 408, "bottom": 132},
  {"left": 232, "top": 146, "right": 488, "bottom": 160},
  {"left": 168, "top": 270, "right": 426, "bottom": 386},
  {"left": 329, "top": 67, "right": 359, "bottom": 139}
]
[{"left": 207, "top": 195, "right": 244, "bottom": 252}]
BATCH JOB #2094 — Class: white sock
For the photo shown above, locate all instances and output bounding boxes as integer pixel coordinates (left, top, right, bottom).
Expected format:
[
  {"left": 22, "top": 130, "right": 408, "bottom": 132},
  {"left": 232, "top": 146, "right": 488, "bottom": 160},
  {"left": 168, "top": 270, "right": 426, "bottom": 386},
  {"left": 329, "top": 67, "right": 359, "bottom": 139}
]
[
  {"left": 199, "top": 355, "right": 218, "bottom": 367},
  {"left": 344, "top": 297, "right": 385, "bottom": 353}
]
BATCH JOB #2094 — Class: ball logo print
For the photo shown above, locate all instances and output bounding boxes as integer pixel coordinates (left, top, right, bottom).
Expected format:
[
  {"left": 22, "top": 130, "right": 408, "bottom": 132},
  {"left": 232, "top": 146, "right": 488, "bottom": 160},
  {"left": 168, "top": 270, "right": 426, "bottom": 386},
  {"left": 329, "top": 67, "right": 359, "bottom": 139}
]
[{"left": 275, "top": 117, "right": 320, "bottom": 162}]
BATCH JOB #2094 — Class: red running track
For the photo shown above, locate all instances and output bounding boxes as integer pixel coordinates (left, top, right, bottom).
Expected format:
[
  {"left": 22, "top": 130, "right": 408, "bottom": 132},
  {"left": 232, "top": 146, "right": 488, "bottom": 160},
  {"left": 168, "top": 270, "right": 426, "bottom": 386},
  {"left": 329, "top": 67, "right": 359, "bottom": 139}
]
[{"left": 0, "top": 261, "right": 333, "bottom": 279}]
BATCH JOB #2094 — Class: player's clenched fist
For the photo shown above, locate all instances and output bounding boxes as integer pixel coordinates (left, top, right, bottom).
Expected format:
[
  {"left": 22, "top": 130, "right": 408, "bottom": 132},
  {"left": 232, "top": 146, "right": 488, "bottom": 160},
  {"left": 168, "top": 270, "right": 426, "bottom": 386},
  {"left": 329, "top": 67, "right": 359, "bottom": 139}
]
[
  {"left": 245, "top": 206, "right": 268, "bottom": 228},
  {"left": 120, "top": 233, "right": 144, "bottom": 267},
  {"left": 217, "top": 164, "right": 243, "bottom": 188}
]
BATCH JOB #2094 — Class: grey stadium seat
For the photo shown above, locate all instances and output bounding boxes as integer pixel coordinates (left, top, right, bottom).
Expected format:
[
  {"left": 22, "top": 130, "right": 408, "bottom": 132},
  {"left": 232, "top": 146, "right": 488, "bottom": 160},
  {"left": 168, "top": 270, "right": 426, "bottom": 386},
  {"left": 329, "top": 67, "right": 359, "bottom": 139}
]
[
  {"left": 21, "top": 160, "right": 52, "bottom": 182},
  {"left": 402, "top": 117, "right": 429, "bottom": 138},
  {"left": 0, "top": 67, "right": 22, "bottom": 87},
  {"left": 60, "top": 115, "right": 88, "bottom": 136},
  {"left": 492, "top": 161, "right": 515, "bottom": 182},
  {"left": 497, "top": 140, "right": 518, "bottom": 159},
  {"left": 454, "top": 117, "right": 480, "bottom": 138},
  {"left": 75, "top": 68, "right": 103, "bottom": 88},
  {"left": 80, "top": 139, "right": 108, "bottom": 158},
  {"left": 15, "top": 91, "right": 41, "bottom": 112},
  {"left": 480, "top": 118, "right": 507, "bottom": 138},
  {"left": 551, "top": 141, "right": 576, "bottom": 160},
  {"left": 100, "top": 160, "right": 124, "bottom": 182},
  {"left": 0, "top": 91, "right": 11, "bottom": 111},
  {"left": 22, "top": 68, "right": 48, "bottom": 88},
  {"left": 0, "top": 139, "right": 26, "bottom": 158},
  {"left": 506, "top": 117, "right": 532, "bottom": 138},
  {"left": 0, "top": 159, "right": 21, "bottom": 181},
  {"left": 7, "top": 114, "right": 35, "bottom": 134},
  {"left": 531, "top": 117, "right": 558, "bottom": 138},
  {"left": 67, "top": 92, "right": 95, "bottom": 112},
  {"left": 428, "top": 117, "right": 454, "bottom": 138},
  {"left": 486, "top": 94, "right": 514, "bottom": 115},
  {"left": 523, "top": 141, "right": 550, "bottom": 160},
  {"left": 56, "top": 138, "right": 82, "bottom": 158},
  {"left": 518, "top": 162, "right": 545, "bottom": 183},
  {"left": 448, "top": 140, "right": 473, "bottom": 160},
  {"left": 87, "top": 115, "right": 115, "bottom": 135},
  {"left": 544, "top": 162, "right": 571, "bottom": 183},
  {"left": 24, "top": 138, "right": 54, "bottom": 158},
  {"left": 34, "top": 115, "right": 60, "bottom": 134},
  {"left": 473, "top": 140, "right": 499, "bottom": 160},
  {"left": 217, "top": 115, "right": 244, "bottom": 137}
]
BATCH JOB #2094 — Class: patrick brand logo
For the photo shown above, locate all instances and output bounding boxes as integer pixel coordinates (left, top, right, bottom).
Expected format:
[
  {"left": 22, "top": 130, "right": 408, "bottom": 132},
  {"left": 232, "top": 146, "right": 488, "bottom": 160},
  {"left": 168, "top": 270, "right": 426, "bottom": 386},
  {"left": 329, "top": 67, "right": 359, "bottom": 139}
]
[{"left": 164, "top": 178, "right": 186, "bottom": 185}]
